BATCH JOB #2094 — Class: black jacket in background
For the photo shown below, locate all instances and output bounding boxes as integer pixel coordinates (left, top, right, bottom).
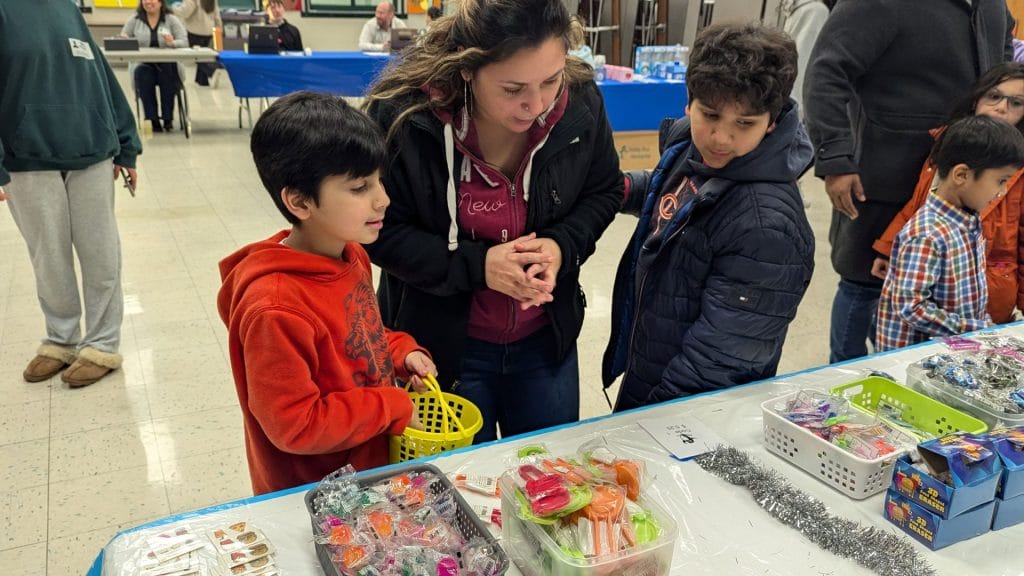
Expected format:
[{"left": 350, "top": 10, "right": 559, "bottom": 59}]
[
  {"left": 803, "top": 0, "right": 1012, "bottom": 283},
  {"left": 365, "top": 81, "right": 623, "bottom": 387},
  {"left": 277, "top": 20, "right": 302, "bottom": 51},
  {"left": 604, "top": 102, "right": 815, "bottom": 411}
]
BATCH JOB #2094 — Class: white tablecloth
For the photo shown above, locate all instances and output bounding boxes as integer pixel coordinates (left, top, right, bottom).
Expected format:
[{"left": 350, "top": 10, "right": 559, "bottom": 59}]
[{"left": 98, "top": 324, "right": 1024, "bottom": 576}]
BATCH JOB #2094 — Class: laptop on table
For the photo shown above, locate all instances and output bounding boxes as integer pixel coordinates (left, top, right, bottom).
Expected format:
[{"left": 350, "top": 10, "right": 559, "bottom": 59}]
[
  {"left": 248, "top": 25, "right": 281, "bottom": 54},
  {"left": 104, "top": 37, "right": 139, "bottom": 51}
]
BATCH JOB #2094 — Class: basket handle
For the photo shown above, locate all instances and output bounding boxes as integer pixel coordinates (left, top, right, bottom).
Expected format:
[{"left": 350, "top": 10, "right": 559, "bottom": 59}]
[
  {"left": 425, "top": 374, "right": 465, "bottom": 433},
  {"left": 407, "top": 374, "right": 463, "bottom": 433},
  {"left": 831, "top": 382, "right": 863, "bottom": 400}
]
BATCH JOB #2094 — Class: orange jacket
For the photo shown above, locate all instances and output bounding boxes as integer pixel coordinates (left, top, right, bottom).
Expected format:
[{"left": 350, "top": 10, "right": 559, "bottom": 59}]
[
  {"left": 217, "top": 231, "right": 421, "bottom": 495},
  {"left": 874, "top": 160, "right": 1024, "bottom": 324}
]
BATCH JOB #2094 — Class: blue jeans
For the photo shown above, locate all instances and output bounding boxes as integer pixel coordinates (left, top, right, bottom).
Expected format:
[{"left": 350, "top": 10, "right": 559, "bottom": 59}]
[
  {"left": 453, "top": 327, "right": 580, "bottom": 443},
  {"left": 829, "top": 279, "right": 881, "bottom": 363}
]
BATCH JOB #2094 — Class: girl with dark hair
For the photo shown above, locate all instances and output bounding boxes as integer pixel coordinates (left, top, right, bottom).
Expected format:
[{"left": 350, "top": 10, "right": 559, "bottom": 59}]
[
  {"left": 363, "top": 0, "right": 622, "bottom": 442},
  {"left": 872, "top": 62, "right": 1024, "bottom": 323},
  {"left": 174, "top": 0, "right": 222, "bottom": 86},
  {"left": 120, "top": 0, "right": 187, "bottom": 132},
  {"left": 265, "top": 0, "right": 303, "bottom": 52}
]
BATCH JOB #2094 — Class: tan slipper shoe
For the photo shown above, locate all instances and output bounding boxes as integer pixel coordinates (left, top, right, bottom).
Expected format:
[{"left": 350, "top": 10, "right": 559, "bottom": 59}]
[
  {"left": 61, "top": 347, "right": 123, "bottom": 388},
  {"left": 23, "top": 343, "right": 76, "bottom": 382}
]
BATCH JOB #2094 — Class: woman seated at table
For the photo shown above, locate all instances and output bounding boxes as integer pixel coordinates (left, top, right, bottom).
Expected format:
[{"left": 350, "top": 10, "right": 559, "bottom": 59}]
[
  {"left": 265, "top": 0, "right": 303, "bottom": 51},
  {"left": 120, "top": 0, "right": 188, "bottom": 133}
]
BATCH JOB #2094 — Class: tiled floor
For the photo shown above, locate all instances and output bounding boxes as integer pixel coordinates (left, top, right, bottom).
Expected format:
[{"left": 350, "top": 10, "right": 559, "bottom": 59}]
[{"left": 0, "top": 68, "right": 838, "bottom": 574}]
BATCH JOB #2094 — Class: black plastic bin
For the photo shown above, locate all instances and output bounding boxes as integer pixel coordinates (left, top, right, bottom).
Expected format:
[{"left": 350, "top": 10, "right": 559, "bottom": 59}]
[{"left": 304, "top": 463, "right": 509, "bottom": 575}]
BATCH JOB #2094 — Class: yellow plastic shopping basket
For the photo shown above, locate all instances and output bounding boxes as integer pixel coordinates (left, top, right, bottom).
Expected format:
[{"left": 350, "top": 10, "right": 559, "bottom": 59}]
[{"left": 389, "top": 374, "right": 483, "bottom": 463}]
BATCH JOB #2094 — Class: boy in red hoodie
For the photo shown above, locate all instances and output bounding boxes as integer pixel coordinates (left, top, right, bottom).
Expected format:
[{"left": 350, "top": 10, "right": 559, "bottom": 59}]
[{"left": 217, "top": 92, "right": 433, "bottom": 495}]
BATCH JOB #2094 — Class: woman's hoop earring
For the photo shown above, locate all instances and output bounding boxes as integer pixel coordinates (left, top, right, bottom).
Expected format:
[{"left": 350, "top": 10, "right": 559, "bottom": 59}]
[{"left": 464, "top": 79, "right": 473, "bottom": 117}]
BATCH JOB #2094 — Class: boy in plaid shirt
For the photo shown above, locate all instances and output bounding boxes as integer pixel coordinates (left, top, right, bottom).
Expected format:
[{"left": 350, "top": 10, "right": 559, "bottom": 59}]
[{"left": 878, "top": 115, "right": 1024, "bottom": 351}]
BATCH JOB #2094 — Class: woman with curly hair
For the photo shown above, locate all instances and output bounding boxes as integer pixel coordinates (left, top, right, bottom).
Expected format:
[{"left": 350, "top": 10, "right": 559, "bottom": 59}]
[{"left": 363, "top": 0, "right": 622, "bottom": 441}]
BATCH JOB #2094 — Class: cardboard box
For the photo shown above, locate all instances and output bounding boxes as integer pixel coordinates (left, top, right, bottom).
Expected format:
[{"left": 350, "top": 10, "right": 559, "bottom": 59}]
[
  {"left": 891, "top": 445, "right": 1001, "bottom": 519},
  {"left": 884, "top": 489, "right": 995, "bottom": 550},
  {"left": 978, "top": 427, "right": 1024, "bottom": 499},
  {"left": 613, "top": 131, "right": 660, "bottom": 171},
  {"left": 992, "top": 494, "right": 1024, "bottom": 530},
  {"left": 897, "top": 435, "right": 1002, "bottom": 518}
]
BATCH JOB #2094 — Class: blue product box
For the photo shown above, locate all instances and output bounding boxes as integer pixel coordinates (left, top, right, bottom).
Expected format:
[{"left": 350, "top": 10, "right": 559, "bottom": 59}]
[
  {"left": 891, "top": 434, "right": 1001, "bottom": 519},
  {"left": 992, "top": 493, "right": 1024, "bottom": 530},
  {"left": 978, "top": 427, "right": 1024, "bottom": 499},
  {"left": 884, "top": 489, "right": 994, "bottom": 550}
]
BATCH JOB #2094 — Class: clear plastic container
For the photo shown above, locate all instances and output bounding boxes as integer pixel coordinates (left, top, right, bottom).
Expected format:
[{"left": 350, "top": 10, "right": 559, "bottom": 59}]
[
  {"left": 906, "top": 361, "right": 1024, "bottom": 429},
  {"left": 498, "top": 475, "right": 677, "bottom": 576}
]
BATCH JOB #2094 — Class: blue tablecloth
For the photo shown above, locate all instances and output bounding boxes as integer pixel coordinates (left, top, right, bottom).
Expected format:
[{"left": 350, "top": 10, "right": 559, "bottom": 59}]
[
  {"left": 597, "top": 78, "right": 687, "bottom": 132},
  {"left": 218, "top": 50, "right": 394, "bottom": 98},
  {"left": 218, "top": 51, "right": 687, "bottom": 131}
]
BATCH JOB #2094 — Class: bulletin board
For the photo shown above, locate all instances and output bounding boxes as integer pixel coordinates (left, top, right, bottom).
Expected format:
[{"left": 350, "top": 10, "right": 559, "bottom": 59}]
[
  {"left": 406, "top": 0, "right": 441, "bottom": 15},
  {"left": 1010, "top": 0, "right": 1024, "bottom": 39}
]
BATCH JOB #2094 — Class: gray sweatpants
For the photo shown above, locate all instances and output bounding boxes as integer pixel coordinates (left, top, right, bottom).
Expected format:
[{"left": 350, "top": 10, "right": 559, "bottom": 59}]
[{"left": 5, "top": 159, "right": 123, "bottom": 353}]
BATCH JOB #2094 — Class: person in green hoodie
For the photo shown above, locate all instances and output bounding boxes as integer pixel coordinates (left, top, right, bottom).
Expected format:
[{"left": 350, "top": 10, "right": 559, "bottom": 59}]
[{"left": 0, "top": 0, "right": 142, "bottom": 388}]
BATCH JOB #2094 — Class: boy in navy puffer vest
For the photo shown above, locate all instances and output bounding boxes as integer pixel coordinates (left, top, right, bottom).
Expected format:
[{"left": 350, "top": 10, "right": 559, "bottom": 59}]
[{"left": 604, "top": 23, "right": 815, "bottom": 411}]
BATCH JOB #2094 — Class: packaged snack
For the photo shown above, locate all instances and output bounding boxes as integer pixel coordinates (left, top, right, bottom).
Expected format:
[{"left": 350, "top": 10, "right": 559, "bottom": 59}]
[
  {"left": 452, "top": 473, "right": 500, "bottom": 497},
  {"left": 208, "top": 528, "right": 267, "bottom": 554},
  {"left": 146, "top": 526, "right": 207, "bottom": 563}
]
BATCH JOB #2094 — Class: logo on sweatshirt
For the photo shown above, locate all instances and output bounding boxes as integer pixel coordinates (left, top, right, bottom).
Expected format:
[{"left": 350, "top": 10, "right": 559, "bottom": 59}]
[
  {"left": 344, "top": 282, "right": 394, "bottom": 387},
  {"left": 458, "top": 192, "right": 507, "bottom": 216}
]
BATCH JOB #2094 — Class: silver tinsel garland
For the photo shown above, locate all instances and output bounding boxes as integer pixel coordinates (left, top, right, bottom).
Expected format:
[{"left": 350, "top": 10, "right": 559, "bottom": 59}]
[{"left": 694, "top": 445, "right": 935, "bottom": 576}]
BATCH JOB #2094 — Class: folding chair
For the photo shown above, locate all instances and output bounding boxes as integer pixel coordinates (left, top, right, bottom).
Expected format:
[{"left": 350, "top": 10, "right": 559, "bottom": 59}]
[{"left": 132, "top": 64, "right": 192, "bottom": 138}]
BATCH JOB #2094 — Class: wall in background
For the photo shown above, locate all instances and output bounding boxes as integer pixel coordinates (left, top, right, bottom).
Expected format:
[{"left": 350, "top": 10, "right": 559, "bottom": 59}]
[{"left": 85, "top": 8, "right": 427, "bottom": 51}]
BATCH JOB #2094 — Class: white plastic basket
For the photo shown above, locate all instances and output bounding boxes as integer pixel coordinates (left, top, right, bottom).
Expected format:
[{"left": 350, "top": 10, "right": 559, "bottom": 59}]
[{"left": 761, "top": 391, "right": 917, "bottom": 499}]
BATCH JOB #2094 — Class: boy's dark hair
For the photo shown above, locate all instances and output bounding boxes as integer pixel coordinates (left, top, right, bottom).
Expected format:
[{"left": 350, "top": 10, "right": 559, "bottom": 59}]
[
  {"left": 250, "top": 91, "right": 386, "bottom": 225},
  {"left": 931, "top": 115, "right": 1024, "bottom": 179},
  {"left": 427, "top": 6, "right": 442, "bottom": 19},
  {"left": 686, "top": 23, "right": 797, "bottom": 120}
]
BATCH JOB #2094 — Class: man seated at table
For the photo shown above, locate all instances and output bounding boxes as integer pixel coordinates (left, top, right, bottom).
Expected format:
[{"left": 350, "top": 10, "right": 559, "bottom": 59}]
[
  {"left": 359, "top": 1, "right": 406, "bottom": 52},
  {"left": 265, "top": 0, "right": 303, "bottom": 51}
]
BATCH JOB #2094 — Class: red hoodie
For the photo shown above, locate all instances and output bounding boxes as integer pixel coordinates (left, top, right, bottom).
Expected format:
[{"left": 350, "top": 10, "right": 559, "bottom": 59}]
[{"left": 217, "top": 231, "right": 421, "bottom": 495}]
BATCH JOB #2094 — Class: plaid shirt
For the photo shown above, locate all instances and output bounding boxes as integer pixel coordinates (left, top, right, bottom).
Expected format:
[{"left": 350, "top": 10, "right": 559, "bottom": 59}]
[{"left": 877, "top": 192, "right": 992, "bottom": 351}]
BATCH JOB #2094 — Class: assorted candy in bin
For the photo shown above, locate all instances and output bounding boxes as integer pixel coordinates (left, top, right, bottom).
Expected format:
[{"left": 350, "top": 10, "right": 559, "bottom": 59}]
[
  {"left": 513, "top": 464, "right": 591, "bottom": 522},
  {"left": 972, "top": 334, "right": 1024, "bottom": 353},
  {"left": 569, "top": 483, "right": 629, "bottom": 557},
  {"left": 831, "top": 424, "right": 901, "bottom": 459},
  {"left": 577, "top": 439, "right": 645, "bottom": 502},
  {"left": 920, "top": 350, "right": 1024, "bottom": 414},
  {"left": 922, "top": 354, "right": 982, "bottom": 389},
  {"left": 461, "top": 538, "right": 504, "bottom": 575},
  {"left": 364, "top": 506, "right": 399, "bottom": 541},
  {"left": 505, "top": 442, "right": 665, "bottom": 561},
  {"left": 942, "top": 335, "right": 983, "bottom": 351},
  {"left": 775, "top": 390, "right": 849, "bottom": 435},
  {"left": 308, "top": 466, "right": 505, "bottom": 576},
  {"left": 773, "top": 390, "right": 908, "bottom": 458},
  {"left": 331, "top": 533, "right": 377, "bottom": 574}
]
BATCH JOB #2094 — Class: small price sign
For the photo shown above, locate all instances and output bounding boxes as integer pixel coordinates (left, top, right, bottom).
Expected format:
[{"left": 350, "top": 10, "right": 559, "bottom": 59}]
[{"left": 639, "top": 414, "right": 725, "bottom": 461}]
